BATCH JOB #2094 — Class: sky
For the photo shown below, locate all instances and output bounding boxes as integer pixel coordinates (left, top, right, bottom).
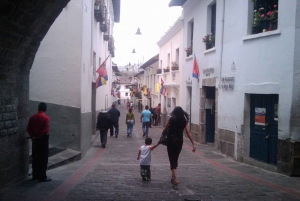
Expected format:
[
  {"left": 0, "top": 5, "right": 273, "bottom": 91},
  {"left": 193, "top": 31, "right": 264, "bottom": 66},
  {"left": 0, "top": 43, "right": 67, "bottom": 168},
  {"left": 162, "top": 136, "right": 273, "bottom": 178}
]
[{"left": 112, "top": 0, "right": 182, "bottom": 70}]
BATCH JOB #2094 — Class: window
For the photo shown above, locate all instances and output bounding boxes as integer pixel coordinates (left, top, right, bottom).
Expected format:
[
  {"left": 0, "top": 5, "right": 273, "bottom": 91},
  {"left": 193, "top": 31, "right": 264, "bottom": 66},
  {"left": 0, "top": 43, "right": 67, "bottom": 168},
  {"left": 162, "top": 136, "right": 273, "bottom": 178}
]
[
  {"left": 211, "top": 3, "right": 216, "bottom": 36},
  {"left": 252, "top": 0, "right": 278, "bottom": 34},
  {"left": 175, "top": 48, "right": 179, "bottom": 65},
  {"left": 167, "top": 53, "right": 170, "bottom": 67},
  {"left": 125, "top": 92, "right": 128, "bottom": 96},
  {"left": 205, "top": 3, "right": 216, "bottom": 50},
  {"left": 186, "top": 19, "right": 194, "bottom": 57}
]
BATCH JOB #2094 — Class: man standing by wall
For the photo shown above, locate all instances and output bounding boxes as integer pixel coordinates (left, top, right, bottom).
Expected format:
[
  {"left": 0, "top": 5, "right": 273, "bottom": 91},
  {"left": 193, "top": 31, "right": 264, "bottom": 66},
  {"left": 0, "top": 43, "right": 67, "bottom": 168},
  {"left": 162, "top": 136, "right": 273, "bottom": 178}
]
[
  {"left": 155, "top": 103, "right": 161, "bottom": 126},
  {"left": 108, "top": 103, "right": 120, "bottom": 138},
  {"left": 26, "top": 102, "right": 51, "bottom": 182},
  {"left": 140, "top": 105, "right": 153, "bottom": 138}
]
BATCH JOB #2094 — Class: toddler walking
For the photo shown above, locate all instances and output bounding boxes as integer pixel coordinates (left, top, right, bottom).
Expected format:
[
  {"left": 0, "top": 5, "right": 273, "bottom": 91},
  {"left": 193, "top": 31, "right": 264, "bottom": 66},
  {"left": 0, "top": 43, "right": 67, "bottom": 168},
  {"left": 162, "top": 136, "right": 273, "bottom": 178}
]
[{"left": 137, "top": 137, "right": 158, "bottom": 181}]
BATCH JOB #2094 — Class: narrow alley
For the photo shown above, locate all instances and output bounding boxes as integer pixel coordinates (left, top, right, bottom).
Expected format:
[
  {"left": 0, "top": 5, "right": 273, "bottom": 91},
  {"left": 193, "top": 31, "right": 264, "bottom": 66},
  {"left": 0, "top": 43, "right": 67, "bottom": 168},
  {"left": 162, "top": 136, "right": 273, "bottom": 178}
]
[{"left": 0, "top": 103, "right": 300, "bottom": 201}]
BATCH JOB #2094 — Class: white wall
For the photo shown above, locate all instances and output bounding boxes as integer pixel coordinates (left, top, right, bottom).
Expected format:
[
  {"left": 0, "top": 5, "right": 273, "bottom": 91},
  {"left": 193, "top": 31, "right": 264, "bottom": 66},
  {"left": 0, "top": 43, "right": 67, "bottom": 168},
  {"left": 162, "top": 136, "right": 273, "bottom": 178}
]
[
  {"left": 218, "top": 0, "right": 296, "bottom": 140},
  {"left": 30, "top": 0, "right": 82, "bottom": 108}
]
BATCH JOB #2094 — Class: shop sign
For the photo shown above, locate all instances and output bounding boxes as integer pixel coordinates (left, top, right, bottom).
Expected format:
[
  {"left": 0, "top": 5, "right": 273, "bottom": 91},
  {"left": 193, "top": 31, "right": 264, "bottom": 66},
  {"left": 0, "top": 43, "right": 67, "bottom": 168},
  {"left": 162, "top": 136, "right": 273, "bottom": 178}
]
[{"left": 221, "top": 76, "right": 235, "bottom": 90}]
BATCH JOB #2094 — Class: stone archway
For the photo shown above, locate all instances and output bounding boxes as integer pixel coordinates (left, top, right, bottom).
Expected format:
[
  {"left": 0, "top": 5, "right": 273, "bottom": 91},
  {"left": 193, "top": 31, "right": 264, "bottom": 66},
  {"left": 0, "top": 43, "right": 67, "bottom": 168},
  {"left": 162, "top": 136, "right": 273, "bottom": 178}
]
[{"left": 0, "top": 0, "right": 70, "bottom": 188}]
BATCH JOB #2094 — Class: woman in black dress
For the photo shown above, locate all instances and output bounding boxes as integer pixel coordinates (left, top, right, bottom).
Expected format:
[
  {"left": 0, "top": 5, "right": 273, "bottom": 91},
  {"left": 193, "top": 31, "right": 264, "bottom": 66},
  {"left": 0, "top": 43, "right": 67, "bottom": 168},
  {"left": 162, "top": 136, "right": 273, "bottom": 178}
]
[{"left": 159, "top": 106, "right": 196, "bottom": 190}]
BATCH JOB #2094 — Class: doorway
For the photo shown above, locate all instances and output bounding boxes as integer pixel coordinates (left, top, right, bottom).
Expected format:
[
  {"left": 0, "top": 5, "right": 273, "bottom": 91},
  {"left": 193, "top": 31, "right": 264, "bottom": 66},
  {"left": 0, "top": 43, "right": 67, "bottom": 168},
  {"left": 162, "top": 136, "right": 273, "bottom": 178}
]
[
  {"left": 204, "top": 87, "right": 215, "bottom": 143},
  {"left": 250, "top": 94, "right": 278, "bottom": 165}
]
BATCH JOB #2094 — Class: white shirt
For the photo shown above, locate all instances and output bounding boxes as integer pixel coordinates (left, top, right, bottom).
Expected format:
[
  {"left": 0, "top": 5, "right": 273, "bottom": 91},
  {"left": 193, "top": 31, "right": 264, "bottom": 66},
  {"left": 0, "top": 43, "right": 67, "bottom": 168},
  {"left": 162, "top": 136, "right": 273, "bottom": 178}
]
[{"left": 139, "top": 145, "right": 153, "bottom": 165}]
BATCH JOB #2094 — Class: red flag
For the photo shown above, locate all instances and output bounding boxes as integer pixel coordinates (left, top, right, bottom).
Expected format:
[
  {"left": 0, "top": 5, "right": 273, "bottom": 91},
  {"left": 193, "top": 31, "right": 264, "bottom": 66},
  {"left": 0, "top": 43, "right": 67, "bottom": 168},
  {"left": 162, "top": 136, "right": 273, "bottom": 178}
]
[
  {"left": 161, "top": 78, "right": 164, "bottom": 85},
  {"left": 96, "top": 55, "right": 110, "bottom": 84},
  {"left": 192, "top": 54, "right": 199, "bottom": 80}
]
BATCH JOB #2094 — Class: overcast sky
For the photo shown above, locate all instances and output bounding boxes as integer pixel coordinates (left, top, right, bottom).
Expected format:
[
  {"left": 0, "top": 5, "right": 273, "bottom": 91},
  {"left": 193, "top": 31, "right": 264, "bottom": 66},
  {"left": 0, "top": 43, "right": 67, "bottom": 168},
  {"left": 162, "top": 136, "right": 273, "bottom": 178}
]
[{"left": 112, "top": 0, "right": 182, "bottom": 69}]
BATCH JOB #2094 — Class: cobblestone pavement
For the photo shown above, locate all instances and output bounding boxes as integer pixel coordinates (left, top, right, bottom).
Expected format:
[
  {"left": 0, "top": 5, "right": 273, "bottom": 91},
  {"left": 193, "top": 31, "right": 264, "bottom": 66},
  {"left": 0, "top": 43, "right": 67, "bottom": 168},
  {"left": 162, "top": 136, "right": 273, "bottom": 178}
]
[{"left": 1, "top": 104, "right": 300, "bottom": 201}]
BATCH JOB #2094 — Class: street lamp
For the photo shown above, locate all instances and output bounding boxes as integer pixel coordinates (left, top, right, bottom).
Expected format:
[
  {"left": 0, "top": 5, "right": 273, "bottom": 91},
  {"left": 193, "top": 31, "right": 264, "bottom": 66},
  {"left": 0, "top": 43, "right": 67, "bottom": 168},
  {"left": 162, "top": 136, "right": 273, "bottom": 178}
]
[{"left": 135, "top": 27, "right": 142, "bottom": 35}]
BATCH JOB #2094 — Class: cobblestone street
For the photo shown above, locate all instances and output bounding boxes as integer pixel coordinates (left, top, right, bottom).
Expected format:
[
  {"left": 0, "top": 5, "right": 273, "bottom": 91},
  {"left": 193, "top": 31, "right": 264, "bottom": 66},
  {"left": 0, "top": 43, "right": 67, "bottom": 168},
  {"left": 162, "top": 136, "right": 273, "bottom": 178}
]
[{"left": 1, "top": 104, "right": 300, "bottom": 201}]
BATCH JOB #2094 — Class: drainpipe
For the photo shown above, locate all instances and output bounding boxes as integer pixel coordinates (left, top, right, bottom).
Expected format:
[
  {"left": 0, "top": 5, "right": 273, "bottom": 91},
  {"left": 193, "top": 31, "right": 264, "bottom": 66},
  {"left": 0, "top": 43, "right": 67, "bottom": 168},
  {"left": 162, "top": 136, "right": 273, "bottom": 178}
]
[{"left": 219, "top": 0, "right": 225, "bottom": 85}]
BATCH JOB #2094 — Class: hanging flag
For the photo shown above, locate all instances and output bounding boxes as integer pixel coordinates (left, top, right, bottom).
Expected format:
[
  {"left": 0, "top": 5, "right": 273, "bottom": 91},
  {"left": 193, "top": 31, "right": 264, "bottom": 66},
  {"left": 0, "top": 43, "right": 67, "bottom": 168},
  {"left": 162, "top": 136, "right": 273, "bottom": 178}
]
[
  {"left": 161, "top": 78, "right": 164, "bottom": 85},
  {"left": 192, "top": 54, "right": 199, "bottom": 80},
  {"left": 155, "top": 82, "right": 161, "bottom": 93},
  {"left": 143, "top": 86, "right": 148, "bottom": 95},
  {"left": 96, "top": 55, "right": 110, "bottom": 88}
]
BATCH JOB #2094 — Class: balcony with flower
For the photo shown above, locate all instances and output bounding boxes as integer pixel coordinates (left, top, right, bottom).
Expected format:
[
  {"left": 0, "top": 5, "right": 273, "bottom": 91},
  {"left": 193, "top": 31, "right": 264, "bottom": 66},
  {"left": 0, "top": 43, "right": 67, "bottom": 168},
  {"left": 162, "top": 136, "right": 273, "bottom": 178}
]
[
  {"left": 202, "top": 33, "right": 215, "bottom": 50},
  {"left": 251, "top": 2, "right": 278, "bottom": 34},
  {"left": 171, "top": 61, "right": 179, "bottom": 71}
]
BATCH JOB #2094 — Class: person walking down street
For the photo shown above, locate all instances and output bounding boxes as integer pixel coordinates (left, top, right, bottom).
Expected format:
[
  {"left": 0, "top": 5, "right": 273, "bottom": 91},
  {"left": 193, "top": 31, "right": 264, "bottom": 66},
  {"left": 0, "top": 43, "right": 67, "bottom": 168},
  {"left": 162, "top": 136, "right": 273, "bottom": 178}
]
[
  {"left": 151, "top": 108, "right": 157, "bottom": 126},
  {"left": 137, "top": 137, "right": 158, "bottom": 181},
  {"left": 96, "top": 109, "right": 111, "bottom": 148},
  {"left": 108, "top": 103, "right": 120, "bottom": 138},
  {"left": 26, "top": 102, "right": 51, "bottom": 182},
  {"left": 125, "top": 108, "right": 135, "bottom": 137},
  {"left": 156, "top": 106, "right": 196, "bottom": 190},
  {"left": 140, "top": 105, "right": 152, "bottom": 137},
  {"left": 155, "top": 103, "right": 161, "bottom": 126}
]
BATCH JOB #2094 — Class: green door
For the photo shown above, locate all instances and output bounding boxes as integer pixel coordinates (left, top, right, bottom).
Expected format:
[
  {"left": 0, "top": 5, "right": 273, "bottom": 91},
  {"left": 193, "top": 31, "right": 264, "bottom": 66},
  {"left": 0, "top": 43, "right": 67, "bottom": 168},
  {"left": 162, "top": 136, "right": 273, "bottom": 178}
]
[{"left": 250, "top": 94, "right": 278, "bottom": 165}]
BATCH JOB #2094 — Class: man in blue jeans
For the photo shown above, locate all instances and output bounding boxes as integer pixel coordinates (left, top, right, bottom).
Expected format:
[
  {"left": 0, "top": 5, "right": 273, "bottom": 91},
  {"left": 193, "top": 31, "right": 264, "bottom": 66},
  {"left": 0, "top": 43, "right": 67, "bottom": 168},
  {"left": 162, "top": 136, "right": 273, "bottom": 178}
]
[
  {"left": 140, "top": 105, "right": 153, "bottom": 137},
  {"left": 108, "top": 104, "right": 120, "bottom": 138}
]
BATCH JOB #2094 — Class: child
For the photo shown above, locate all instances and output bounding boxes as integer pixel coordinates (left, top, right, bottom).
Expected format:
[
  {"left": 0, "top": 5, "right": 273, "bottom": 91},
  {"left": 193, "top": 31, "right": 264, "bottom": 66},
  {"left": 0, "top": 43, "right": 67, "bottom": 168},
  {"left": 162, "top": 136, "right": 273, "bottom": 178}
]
[{"left": 137, "top": 137, "right": 158, "bottom": 181}]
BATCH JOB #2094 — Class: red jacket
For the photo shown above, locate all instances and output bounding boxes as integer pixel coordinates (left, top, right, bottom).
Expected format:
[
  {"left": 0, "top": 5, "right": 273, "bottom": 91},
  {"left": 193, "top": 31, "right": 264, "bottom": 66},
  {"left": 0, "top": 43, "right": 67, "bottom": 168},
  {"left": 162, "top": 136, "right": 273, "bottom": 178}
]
[{"left": 27, "top": 111, "right": 50, "bottom": 139}]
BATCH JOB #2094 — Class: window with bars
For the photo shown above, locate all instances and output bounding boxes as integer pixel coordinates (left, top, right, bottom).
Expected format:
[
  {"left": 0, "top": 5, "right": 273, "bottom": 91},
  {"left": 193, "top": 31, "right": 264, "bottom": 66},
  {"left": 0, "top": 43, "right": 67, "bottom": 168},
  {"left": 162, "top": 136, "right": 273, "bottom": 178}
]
[{"left": 252, "top": 0, "right": 278, "bottom": 34}]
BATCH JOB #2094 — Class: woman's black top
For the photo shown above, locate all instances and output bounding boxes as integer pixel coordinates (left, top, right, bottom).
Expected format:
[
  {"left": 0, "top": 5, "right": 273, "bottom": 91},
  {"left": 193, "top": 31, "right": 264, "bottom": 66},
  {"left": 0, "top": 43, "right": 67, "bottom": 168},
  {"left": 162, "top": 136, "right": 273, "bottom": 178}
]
[{"left": 168, "top": 117, "right": 186, "bottom": 140}]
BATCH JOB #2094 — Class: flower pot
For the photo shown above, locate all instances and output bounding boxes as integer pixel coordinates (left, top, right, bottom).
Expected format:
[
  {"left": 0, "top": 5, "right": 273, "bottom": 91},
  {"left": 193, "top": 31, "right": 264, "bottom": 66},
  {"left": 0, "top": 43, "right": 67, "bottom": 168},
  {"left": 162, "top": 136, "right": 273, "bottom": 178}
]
[
  {"left": 206, "top": 43, "right": 211, "bottom": 50},
  {"left": 269, "top": 22, "right": 277, "bottom": 31},
  {"left": 103, "top": 35, "right": 109, "bottom": 41},
  {"left": 156, "top": 69, "right": 162, "bottom": 74},
  {"left": 100, "top": 24, "right": 107, "bottom": 32},
  {"left": 252, "top": 26, "right": 262, "bottom": 34},
  {"left": 171, "top": 66, "right": 179, "bottom": 71},
  {"left": 163, "top": 69, "right": 170, "bottom": 73}
]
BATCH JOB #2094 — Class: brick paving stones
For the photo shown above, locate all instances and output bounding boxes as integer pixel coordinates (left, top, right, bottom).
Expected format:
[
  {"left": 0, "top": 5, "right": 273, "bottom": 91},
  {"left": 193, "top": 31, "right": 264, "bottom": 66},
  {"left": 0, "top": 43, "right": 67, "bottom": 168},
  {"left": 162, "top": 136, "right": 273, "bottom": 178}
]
[{"left": 1, "top": 103, "right": 300, "bottom": 201}]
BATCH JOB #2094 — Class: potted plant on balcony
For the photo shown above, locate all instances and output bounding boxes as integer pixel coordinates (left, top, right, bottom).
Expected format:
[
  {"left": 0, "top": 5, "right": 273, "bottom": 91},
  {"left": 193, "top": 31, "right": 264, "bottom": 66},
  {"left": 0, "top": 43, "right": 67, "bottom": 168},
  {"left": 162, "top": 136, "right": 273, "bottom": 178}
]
[
  {"left": 185, "top": 46, "right": 192, "bottom": 57},
  {"left": 103, "top": 34, "right": 109, "bottom": 41},
  {"left": 163, "top": 66, "right": 170, "bottom": 73},
  {"left": 202, "top": 34, "right": 215, "bottom": 50},
  {"left": 266, "top": 5, "right": 278, "bottom": 31},
  {"left": 171, "top": 61, "right": 179, "bottom": 71},
  {"left": 100, "top": 21, "right": 107, "bottom": 32},
  {"left": 156, "top": 69, "right": 162, "bottom": 74},
  {"left": 252, "top": 7, "right": 265, "bottom": 34}
]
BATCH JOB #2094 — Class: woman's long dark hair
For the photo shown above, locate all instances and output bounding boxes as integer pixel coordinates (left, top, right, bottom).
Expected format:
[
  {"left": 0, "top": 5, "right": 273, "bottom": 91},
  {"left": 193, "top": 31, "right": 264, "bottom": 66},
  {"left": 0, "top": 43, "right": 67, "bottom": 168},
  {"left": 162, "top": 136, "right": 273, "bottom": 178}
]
[{"left": 170, "top": 106, "right": 189, "bottom": 128}]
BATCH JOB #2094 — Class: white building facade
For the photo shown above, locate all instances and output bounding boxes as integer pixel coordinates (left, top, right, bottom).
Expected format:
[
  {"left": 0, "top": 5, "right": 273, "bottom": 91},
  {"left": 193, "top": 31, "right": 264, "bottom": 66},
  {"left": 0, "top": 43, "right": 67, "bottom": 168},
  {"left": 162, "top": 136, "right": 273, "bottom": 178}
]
[
  {"left": 29, "top": 0, "right": 120, "bottom": 156},
  {"left": 170, "top": 0, "right": 300, "bottom": 176},
  {"left": 157, "top": 18, "right": 184, "bottom": 126}
]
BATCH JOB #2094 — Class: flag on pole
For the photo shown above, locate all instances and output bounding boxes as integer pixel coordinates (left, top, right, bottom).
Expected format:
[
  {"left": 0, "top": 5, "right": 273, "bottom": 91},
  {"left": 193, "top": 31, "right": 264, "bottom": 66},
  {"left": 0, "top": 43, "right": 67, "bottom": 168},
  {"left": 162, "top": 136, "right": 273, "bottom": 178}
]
[
  {"left": 155, "top": 82, "right": 161, "bottom": 93},
  {"left": 192, "top": 54, "right": 199, "bottom": 80},
  {"left": 160, "top": 78, "right": 167, "bottom": 96},
  {"left": 96, "top": 55, "right": 110, "bottom": 88}
]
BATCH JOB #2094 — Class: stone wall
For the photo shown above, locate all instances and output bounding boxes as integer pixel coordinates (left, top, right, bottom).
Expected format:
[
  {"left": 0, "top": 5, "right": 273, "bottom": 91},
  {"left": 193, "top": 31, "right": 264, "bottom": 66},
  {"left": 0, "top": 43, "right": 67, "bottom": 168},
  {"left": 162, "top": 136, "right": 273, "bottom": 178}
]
[
  {"left": 218, "top": 129, "right": 235, "bottom": 158},
  {"left": 278, "top": 139, "right": 300, "bottom": 176},
  {"left": 0, "top": 0, "right": 70, "bottom": 188}
]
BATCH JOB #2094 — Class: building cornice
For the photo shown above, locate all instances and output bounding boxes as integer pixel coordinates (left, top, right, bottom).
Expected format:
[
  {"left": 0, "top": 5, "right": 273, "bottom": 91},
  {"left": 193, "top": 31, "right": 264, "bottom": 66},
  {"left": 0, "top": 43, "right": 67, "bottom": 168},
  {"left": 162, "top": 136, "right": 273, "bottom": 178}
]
[{"left": 157, "top": 18, "right": 183, "bottom": 47}]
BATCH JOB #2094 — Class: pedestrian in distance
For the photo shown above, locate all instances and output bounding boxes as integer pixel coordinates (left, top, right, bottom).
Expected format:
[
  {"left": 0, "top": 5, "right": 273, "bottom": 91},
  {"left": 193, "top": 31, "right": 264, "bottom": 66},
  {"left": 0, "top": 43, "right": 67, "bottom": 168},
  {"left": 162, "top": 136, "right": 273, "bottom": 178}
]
[
  {"left": 155, "top": 103, "right": 161, "bottom": 126},
  {"left": 108, "top": 103, "right": 120, "bottom": 138},
  {"left": 137, "top": 137, "right": 158, "bottom": 181},
  {"left": 151, "top": 107, "right": 157, "bottom": 126},
  {"left": 26, "top": 102, "right": 51, "bottom": 182},
  {"left": 125, "top": 108, "right": 135, "bottom": 137},
  {"left": 140, "top": 105, "right": 153, "bottom": 137},
  {"left": 156, "top": 106, "right": 196, "bottom": 190},
  {"left": 96, "top": 109, "right": 111, "bottom": 148}
]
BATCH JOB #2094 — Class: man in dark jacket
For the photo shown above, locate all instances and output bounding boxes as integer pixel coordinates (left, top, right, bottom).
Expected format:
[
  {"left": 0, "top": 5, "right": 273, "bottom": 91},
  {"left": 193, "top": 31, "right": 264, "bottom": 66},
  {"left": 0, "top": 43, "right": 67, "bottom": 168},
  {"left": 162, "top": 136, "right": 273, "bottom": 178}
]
[
  {"left": 96, "top": 109, "right": 111, "bottom": 148},
  {"left": 108, "top": 104, "right": 120, "bottom": 138}
]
